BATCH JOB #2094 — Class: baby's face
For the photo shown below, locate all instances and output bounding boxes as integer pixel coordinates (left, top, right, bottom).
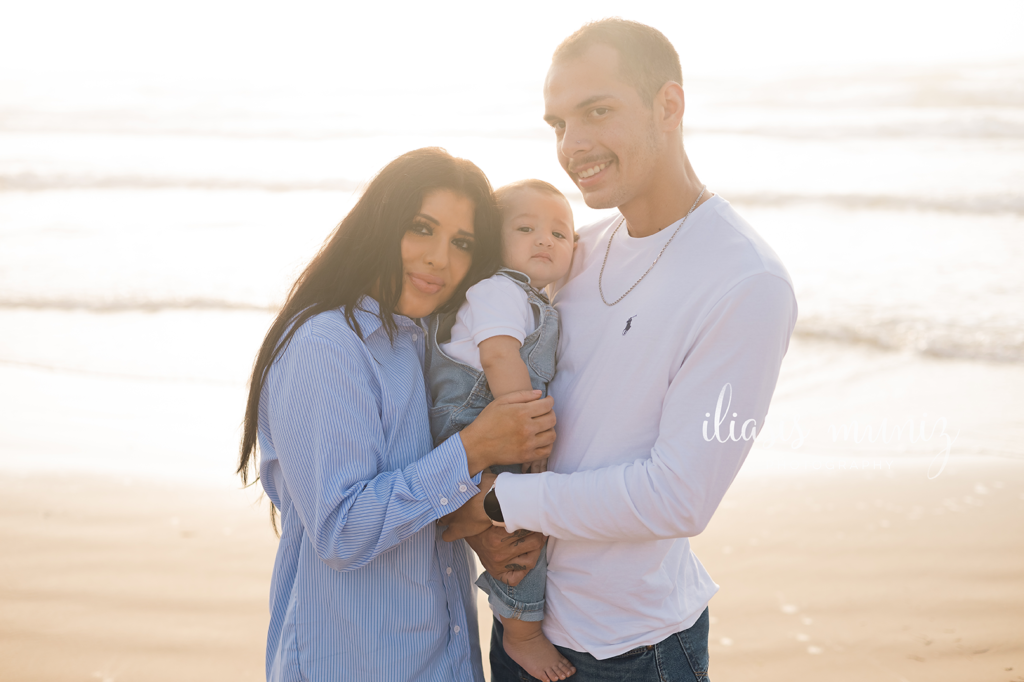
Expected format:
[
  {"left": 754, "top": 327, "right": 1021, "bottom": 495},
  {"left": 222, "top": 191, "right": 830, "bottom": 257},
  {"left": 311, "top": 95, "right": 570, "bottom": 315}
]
[{"left": 500, "top": 188, "right": 575, "bottom": 290}]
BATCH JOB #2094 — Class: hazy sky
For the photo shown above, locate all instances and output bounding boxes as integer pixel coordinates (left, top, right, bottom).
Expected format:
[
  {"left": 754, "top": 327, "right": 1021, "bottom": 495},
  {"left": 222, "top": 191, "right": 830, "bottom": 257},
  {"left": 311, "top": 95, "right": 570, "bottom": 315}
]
[{"left": 3, "top": 0, "right": 1024, "bottom": 91}]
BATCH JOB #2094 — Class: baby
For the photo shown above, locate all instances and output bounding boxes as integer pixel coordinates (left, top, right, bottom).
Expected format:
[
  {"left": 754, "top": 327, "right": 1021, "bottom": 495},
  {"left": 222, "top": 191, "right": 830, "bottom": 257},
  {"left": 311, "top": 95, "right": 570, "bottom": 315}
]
[{"left": 427, "top": 179, "right": 576, "bottom": 681}]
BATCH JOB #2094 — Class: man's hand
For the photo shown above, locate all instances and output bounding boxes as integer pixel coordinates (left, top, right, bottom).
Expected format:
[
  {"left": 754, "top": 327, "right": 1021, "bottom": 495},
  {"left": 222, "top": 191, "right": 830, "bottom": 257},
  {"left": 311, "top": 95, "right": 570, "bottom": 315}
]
[
  {"left": 459, "top": 390, "right": 556, "bottom": 475},
  {"left": 465, "top": 525, "right": 546, "bottom": 587},
  {"left": 439, "top": 473, "right": 495, "bottom": 542}
]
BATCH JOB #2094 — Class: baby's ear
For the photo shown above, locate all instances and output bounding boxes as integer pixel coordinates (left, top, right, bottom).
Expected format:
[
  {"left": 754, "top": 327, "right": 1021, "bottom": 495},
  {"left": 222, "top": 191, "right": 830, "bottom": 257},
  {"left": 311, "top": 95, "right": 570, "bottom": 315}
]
[{"left": 573, "top": 232, "right": 580, "bottom": 251}]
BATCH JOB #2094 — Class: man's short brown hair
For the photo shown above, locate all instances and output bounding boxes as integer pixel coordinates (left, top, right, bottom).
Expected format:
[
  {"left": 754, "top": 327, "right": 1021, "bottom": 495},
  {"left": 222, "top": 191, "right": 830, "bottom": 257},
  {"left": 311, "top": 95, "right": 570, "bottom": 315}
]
[{"left": 552, "top": 18, "right": 682, "bottom": 108}]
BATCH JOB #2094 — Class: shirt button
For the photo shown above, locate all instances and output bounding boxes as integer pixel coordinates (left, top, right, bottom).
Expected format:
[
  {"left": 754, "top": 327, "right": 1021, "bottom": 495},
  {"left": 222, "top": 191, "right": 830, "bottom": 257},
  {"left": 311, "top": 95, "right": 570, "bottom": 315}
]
[
  {"left": 440, "top": 497, "right": 448, "bottom": 506},
  {"left": 453, "top": 626, "right": 461, "bottom": 633},
  {"left": 459, "top": 484, "right": 467, "bottom": 492},
  {"left": 411, "top": 333, "right": 418, "bottom": 341},
  {"left": 446, "top": 567, "right": 452, "bottom": 575}
]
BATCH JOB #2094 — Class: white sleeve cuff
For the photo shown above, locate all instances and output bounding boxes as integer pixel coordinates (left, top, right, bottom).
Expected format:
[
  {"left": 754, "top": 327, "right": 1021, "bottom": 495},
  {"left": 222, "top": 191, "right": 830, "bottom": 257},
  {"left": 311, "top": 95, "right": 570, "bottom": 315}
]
[{"left": 493, "top": 470, "right": 545, "bottom": 533}]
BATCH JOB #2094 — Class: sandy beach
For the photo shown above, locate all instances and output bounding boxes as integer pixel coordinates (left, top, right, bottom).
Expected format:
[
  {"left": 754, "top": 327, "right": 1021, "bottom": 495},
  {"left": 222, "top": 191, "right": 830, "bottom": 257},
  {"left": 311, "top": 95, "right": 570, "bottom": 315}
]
[
  {"left": 4, "top": 446, "right": 1019, "bottom": 679},
  {"left": 2, "top": 309, "right": 1023, "bottom": 682},
  {"left": 2, "top": 456, "right": 1021, "bottom": 682},
  {"left": 693, "top": 456, "right": 1024, "bottom": 682},
  {"left": 3, "top": 335, "right": 1024, "bottom": 681},
  {"left": 0, "top": 477, "right": 277, "bottom": 682}
]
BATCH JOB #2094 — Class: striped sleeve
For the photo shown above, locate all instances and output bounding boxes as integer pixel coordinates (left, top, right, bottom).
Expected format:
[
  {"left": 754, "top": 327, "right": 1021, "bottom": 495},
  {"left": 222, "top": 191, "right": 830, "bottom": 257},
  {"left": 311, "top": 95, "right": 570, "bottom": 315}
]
[{"left": 268, "top": 332, "right": 480, "bottom": 572}]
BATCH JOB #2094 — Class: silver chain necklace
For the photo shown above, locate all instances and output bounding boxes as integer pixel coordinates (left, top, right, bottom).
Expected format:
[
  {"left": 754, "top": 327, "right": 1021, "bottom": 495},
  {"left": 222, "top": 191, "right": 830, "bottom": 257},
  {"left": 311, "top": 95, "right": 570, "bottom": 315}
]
[{"left": 598, "top": 185, "right": 707, "bottom": 306}]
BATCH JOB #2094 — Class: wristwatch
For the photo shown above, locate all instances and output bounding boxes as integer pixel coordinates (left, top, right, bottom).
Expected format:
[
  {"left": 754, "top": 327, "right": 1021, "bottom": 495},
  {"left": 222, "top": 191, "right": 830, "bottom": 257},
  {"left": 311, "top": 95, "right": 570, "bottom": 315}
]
[{"left": 484, "top": 483, "right": 505, "bottom": 527}]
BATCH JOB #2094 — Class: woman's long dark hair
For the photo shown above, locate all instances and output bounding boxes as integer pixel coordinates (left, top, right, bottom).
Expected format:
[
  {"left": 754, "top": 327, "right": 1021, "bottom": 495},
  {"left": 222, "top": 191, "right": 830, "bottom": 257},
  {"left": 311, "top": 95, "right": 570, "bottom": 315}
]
[{"left": 238, "top": 147, "right": 501, "bottom": 489}]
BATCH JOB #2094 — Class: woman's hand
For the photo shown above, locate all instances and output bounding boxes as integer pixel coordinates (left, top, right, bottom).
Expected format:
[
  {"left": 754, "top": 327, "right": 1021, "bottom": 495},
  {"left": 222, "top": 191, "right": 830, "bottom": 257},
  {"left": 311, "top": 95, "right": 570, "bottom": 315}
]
[
  {"left": 439, "top": 473, "right": 496, "bottom": 541},
  {"left": 459, "top": 390, "right": 556, "bottom": 475},
  {"left": 465, "top": 526, "right": 546, "bottom": 587}
]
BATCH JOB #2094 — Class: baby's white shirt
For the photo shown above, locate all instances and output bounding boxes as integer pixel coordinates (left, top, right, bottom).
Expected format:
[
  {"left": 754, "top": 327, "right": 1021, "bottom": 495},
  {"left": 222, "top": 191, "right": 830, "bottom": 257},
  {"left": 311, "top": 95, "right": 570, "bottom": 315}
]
[{"left": 440, "top": 274, "right": 536, "bottom": 370}]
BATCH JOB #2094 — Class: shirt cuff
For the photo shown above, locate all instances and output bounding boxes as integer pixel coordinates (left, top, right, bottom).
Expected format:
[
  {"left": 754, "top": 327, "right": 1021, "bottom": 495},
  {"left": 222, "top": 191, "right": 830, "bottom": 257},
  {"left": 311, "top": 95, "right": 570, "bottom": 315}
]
[
  {"left": 493, "top": 470, "right": 545, "bottom": 533},
  {"left": 415, "top": 433, "right": 482, "bottom": 519}
]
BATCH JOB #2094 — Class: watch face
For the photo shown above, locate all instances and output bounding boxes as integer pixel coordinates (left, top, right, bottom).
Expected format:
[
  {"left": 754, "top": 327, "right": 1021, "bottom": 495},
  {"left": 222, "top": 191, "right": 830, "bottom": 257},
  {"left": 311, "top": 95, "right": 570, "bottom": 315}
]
[{"left": 484, "top": 488, "right": 504, "bottom": 523}]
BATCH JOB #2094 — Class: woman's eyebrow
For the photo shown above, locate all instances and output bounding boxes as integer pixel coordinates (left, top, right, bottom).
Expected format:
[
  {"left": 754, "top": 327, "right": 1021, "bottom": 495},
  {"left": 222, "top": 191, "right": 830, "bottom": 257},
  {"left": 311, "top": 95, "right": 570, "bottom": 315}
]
[{"left": 418, "top": 212, "right": 474, "bottom": 237}]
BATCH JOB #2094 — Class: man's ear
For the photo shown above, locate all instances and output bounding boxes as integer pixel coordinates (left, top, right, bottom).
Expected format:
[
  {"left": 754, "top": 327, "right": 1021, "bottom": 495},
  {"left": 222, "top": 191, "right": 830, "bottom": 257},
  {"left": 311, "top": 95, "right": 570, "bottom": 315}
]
[{"left": 656, "top": 81, "right": 685, "bottom": 132}]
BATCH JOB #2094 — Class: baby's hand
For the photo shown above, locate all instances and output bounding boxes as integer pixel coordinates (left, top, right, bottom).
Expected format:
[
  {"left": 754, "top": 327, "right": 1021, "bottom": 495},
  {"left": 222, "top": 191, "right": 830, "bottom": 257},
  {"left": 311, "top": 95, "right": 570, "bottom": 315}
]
[{"left": 521, "top": 458, "right": 548, "bottom": 474}]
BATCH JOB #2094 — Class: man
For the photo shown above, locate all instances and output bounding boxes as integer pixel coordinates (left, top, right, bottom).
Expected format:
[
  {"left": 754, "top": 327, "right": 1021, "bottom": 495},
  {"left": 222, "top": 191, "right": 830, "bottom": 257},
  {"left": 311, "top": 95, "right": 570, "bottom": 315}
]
[{"left": 457, "top": 18, "right": 797, "bottom": 681}]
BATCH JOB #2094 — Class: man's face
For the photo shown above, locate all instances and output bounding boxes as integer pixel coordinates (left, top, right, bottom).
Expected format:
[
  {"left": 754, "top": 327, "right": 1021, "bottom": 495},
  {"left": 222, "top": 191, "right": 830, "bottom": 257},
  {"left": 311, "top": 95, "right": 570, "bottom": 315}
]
[{"left": 543, "top": 44, "right": 663, "bottom": 210}]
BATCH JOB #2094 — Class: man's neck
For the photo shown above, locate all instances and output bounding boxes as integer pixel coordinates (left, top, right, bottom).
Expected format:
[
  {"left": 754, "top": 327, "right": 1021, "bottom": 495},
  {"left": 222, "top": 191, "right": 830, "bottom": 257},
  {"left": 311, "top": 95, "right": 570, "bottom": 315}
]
[{"left": 619, "top": 150, "right": 710, "bottom": 238}]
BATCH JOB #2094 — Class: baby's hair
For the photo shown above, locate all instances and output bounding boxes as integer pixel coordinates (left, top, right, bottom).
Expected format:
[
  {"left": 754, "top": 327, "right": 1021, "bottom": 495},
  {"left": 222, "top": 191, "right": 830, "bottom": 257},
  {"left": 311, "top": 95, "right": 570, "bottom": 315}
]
[
  {"left": 494, "top": 179, "right": 578, "bottom": 241},
  {"left": 494, "top": 178, "right": 565, "bottom": 207}
]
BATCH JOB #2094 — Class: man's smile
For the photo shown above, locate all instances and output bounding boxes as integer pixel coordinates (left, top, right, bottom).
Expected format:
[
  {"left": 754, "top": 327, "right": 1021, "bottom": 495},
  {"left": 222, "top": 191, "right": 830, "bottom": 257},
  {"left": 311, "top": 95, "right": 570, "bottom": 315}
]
[
  {"left": 570, "top": 159, "right": 614, "bottom": 188},
  {"left": 575, "top": 161, "right": 610, "bottom": 179}
]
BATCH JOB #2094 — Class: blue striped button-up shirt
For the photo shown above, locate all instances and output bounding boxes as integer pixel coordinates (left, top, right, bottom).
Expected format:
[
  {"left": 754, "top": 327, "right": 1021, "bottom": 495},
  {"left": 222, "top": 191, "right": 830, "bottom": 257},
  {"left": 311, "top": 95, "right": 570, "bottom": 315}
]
[{"left": 257, "top": 299, "right": 485, "bottom": 682}]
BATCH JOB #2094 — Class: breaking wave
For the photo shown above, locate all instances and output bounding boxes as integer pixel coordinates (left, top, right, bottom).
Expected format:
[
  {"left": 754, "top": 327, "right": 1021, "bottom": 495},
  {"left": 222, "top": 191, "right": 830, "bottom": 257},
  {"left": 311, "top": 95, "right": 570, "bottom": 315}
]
[
  {"left": 3, "top": 296, "right": 1021, "bottom": 364},
  {"left": 5, "top": 172, "right": 1022, "bottom": 217},
  {"left": 795, "top": 315, "right": 1024, "bottom": 364},
  {"left": 724, "top": 192, "right": 1024, "bottom": 215},
  {"left": 0, "top": 297, "right": 277, "bottom": 313},
  {"left": 0, "top": 173, "right": 362, "bottom": 193}
]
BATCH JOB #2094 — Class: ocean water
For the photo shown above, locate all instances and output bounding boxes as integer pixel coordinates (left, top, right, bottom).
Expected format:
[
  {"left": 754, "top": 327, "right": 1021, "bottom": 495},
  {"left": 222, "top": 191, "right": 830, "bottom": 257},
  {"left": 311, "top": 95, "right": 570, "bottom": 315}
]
[{"left": 1, "top": 61, "right": 1023, "bottom": 481}]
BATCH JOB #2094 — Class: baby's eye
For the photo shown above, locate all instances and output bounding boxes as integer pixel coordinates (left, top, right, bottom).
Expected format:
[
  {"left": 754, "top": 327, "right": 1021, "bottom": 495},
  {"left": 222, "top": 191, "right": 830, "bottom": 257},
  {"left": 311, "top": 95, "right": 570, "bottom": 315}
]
[
  {"left": 591, "top": 107, "right": 609, "bottom": 118},
  {"left": 516, "top": 226, "right": 533, "bottom": 233},
  {"left": 552, "top": 231, "right": 567, "bottom": 240}
]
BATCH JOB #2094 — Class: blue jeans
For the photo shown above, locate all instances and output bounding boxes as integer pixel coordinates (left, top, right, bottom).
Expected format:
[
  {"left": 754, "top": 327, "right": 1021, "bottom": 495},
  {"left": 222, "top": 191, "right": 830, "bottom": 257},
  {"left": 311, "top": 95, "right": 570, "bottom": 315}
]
[
  {"left": 475, "top": 530, "right": 547, "bottom": 622},
  {"left": 489, "top": 608, "right": 711, "bottom": 682}
]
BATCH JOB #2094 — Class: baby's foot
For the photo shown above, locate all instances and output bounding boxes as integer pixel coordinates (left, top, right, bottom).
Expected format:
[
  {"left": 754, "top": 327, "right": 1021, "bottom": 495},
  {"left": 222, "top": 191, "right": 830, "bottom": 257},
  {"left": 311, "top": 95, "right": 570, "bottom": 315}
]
[{"left": 502, "top": 620, "right": 576, "bottom": 681}]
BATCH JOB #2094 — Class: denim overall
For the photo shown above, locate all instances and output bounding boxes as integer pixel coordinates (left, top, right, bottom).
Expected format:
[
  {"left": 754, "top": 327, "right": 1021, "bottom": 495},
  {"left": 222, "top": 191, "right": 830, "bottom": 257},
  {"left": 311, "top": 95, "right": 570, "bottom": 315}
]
[{"left": 425, "top": 268, "right": 558, "bottom": 622}]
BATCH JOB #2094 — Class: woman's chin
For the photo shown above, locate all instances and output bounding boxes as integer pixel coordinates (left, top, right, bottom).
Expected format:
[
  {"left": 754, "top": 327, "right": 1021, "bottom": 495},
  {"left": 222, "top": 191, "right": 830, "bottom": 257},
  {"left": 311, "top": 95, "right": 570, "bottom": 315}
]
[{"left": 395, "top": 295, "right": 448, "bottom": 319}]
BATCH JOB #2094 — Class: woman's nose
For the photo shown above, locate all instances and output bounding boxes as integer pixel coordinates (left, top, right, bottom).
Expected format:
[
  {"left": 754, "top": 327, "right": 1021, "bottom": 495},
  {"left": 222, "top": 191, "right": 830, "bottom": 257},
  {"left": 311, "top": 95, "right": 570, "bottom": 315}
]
[{"left": 424, "top": 240, "right": 447, "bottom": 268}]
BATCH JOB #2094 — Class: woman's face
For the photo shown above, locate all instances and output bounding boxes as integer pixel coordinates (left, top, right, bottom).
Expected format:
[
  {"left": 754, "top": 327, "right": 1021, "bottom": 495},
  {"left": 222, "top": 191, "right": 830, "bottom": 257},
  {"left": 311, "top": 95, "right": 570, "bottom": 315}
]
[{"left": 395, "top": 189, "right": 477, "bottom": 318}]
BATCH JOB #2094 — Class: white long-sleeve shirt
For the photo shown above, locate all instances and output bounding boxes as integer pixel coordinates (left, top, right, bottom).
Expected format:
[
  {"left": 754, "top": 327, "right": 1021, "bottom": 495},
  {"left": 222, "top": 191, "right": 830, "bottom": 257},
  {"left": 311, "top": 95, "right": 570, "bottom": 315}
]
[{"left": 496, "top": 195, "right": 798, "bottom": 659}]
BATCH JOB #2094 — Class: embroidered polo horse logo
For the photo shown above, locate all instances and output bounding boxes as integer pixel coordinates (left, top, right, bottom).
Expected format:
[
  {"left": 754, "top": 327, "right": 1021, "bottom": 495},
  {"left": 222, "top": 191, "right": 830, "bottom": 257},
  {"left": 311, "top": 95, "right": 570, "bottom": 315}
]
[{"left": 622, "top": 315, "right": 638, "bottom": 336}]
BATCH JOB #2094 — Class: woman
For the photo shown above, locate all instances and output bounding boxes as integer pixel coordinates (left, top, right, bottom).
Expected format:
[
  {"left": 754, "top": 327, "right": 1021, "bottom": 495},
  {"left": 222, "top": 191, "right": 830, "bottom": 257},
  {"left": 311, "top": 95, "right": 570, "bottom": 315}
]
[{"left": 237, "top": 148, "right": 555, "bottom": 682}]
